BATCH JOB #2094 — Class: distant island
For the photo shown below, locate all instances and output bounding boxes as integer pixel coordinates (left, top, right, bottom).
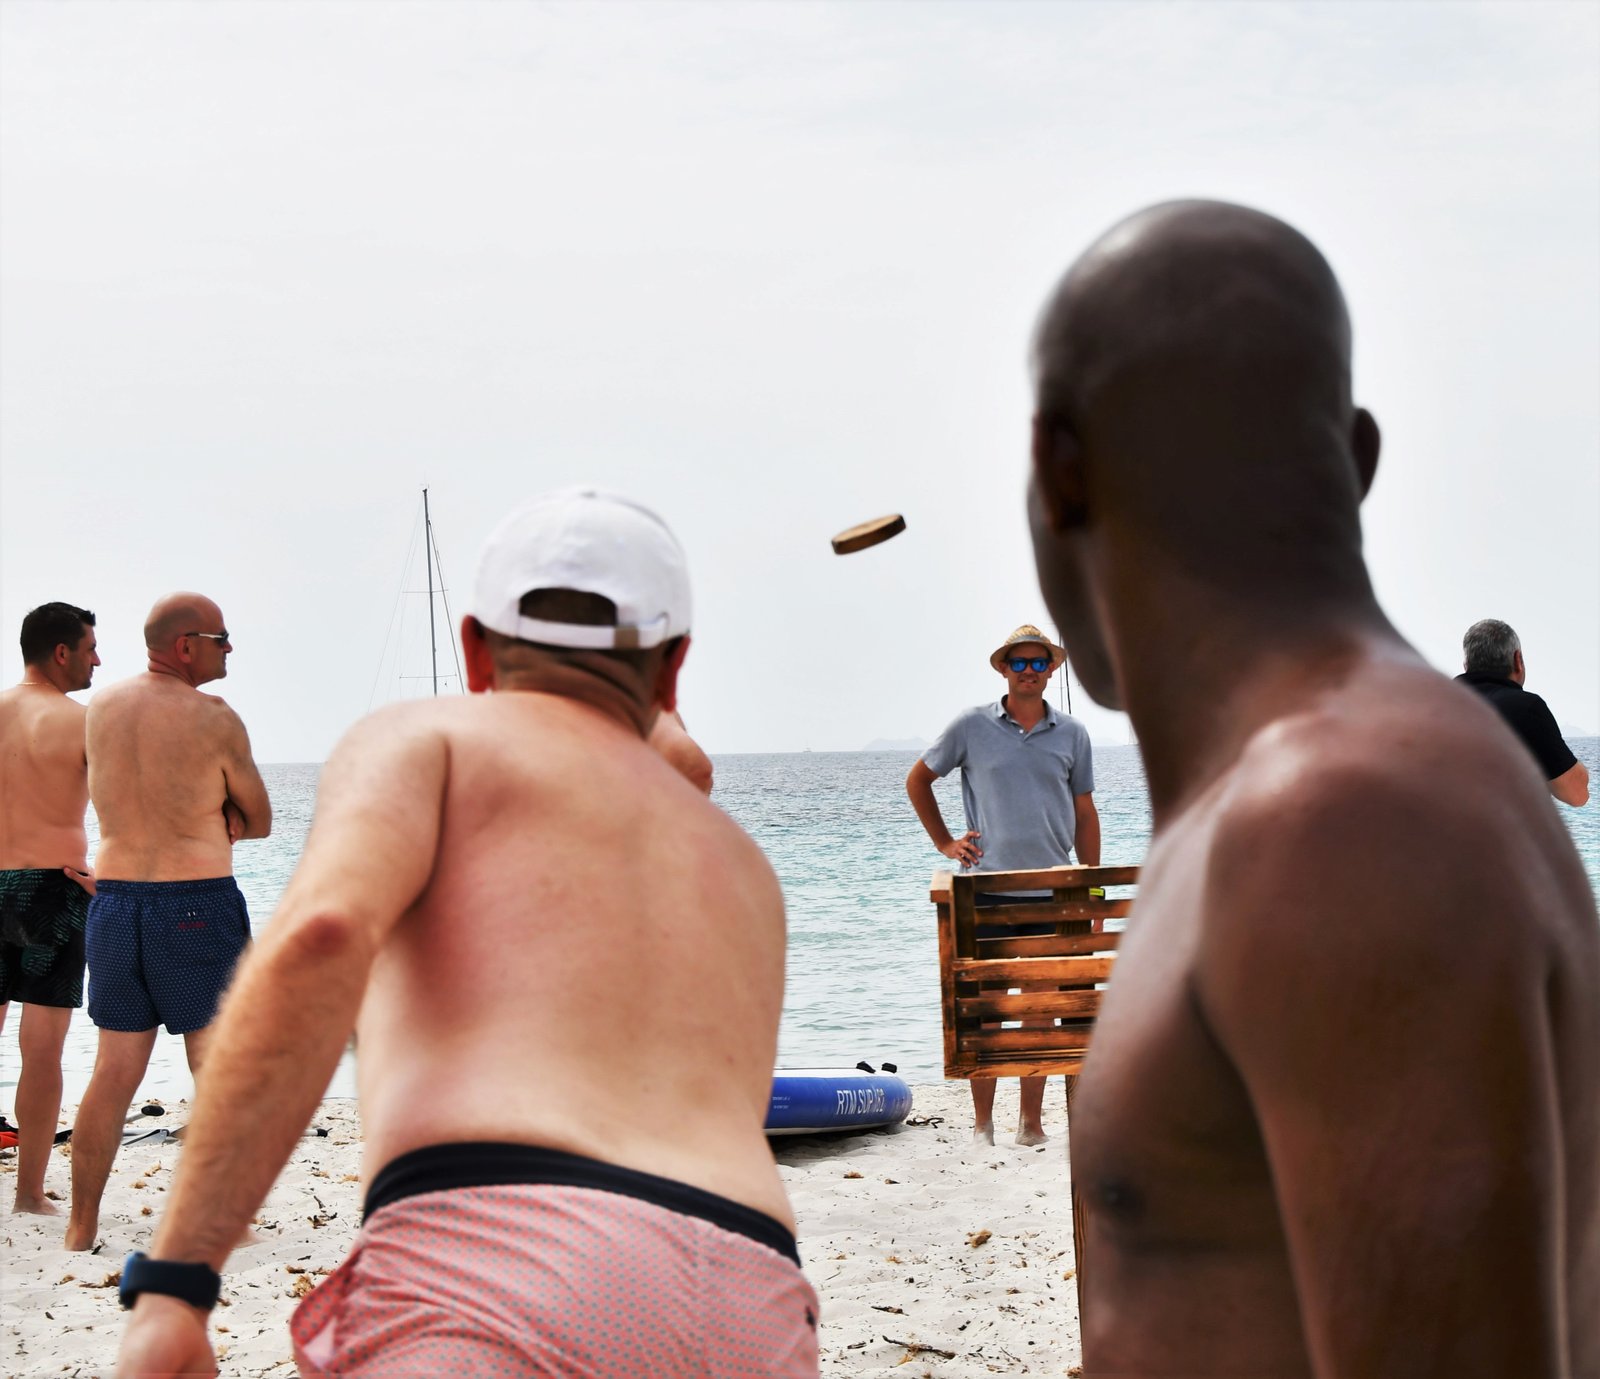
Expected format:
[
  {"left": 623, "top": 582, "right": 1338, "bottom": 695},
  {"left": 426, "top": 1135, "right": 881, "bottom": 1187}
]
[{"left": 860, "top": 736, "right": 930, "bottom": 752}]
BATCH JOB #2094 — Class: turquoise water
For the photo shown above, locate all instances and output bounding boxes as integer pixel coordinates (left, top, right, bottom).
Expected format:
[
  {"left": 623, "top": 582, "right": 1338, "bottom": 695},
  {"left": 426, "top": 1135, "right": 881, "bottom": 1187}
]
[{"left": 4, "top": 739, "right": 1596, "bottom": 1103}]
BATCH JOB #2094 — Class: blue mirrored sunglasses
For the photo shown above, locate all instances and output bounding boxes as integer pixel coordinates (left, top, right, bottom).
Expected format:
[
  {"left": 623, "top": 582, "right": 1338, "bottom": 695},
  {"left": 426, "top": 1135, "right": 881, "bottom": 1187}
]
[{"left": 1007, "top": 657, "right": 1051, "bottom": 673}]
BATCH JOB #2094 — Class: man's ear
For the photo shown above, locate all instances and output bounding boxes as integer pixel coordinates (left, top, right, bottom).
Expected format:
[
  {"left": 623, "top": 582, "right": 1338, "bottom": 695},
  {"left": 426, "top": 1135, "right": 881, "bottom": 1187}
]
[
  {"left": 1352, "top": 407, "right": 1381, "bottom": 500},
  {"left": 462, "top": 616, "right": 496, "bottom": 693},
  {"left": 1031, "top": 413, "right": 1088, "bottom": 533},
  {"left": 655, "top": 636, "right": 690, "bottom": 715}
]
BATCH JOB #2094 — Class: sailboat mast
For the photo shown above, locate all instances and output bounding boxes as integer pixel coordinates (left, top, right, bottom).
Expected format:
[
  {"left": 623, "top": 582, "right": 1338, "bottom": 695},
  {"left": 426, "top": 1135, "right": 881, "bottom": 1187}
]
[
  {"left": 1057, "top": 625, "right": 1072, "bottom": 715},
  {"left": 423, "top": 487, "right": 439, "bottom": 697}
]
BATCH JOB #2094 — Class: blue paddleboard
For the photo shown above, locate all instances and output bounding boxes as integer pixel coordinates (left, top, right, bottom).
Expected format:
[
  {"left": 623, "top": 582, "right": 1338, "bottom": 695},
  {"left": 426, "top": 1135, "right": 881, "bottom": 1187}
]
[{"left": 765, "top": 1067, "right": 914, "bottom": 1136}]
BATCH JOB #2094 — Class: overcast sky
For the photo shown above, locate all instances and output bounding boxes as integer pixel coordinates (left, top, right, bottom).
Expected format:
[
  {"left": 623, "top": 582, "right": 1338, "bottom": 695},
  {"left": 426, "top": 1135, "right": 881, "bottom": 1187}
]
[{"left": 2, "top": 1, "right": 1596, "bottom": 759}]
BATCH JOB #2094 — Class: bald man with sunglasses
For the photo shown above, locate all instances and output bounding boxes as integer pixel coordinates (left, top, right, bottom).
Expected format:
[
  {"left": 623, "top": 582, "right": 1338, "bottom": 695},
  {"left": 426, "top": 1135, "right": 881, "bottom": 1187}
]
[
  {"left": 907, "top": 624, "right": 1101, "bottom": 1145},
  {"left": 65, "top": 592, "right": 271, "bottom": 1252}
]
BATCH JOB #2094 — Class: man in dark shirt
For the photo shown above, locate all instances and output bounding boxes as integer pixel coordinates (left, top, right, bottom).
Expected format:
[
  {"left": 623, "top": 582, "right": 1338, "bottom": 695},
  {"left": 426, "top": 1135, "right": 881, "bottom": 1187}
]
[{"left": 1456, "top": 619, "right": 1589, "bottom": 807}]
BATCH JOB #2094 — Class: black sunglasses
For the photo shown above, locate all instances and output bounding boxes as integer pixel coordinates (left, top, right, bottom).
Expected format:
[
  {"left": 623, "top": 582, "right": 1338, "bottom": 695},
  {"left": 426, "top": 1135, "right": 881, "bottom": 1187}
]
[
  {"left": 184, "top": 630, "right": 230, "bottom": 644},
  {"left": 1007, "top": 657, "right": 1051, "bottom": 673}
]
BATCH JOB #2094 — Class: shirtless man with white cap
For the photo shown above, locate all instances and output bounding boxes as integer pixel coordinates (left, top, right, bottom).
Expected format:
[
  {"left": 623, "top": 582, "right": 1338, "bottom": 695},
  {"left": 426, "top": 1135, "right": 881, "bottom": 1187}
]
[{"left": 114, "top": 488, "right": 817, "bottom": 1379}]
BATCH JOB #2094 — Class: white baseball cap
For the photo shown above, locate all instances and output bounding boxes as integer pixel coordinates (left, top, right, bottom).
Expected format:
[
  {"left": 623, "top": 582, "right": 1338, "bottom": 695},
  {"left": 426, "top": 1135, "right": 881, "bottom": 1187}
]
[{"left": 471, "top": 487, "right": 691, "bottom": 650}]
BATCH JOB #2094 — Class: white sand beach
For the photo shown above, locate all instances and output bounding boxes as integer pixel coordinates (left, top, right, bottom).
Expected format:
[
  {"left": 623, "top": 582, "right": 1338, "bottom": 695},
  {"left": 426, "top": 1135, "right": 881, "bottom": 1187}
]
[{"left": 2, "top": 1080, "right": 1081, "bottom": 1377}]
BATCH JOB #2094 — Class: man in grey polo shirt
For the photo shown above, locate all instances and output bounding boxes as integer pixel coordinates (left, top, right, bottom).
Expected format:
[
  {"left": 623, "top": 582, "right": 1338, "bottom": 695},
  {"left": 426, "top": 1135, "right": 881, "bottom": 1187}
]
[{"left": 906, "top": 624, "right": 1101, "bottom": 1145}]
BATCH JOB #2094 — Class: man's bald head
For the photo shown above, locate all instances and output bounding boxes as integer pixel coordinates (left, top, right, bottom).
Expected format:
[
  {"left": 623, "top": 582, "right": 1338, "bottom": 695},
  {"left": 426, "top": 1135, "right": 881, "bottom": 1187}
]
[
  {"left": 1028, "top": 201, "right": 1381, "bottom": 707},
  {"left": 1033, "top": 201, "right": 1353, "bottom": 423},
  {"left": 1031, "top": 200, "right": 1378, "bottom": 573},
  {"left": 145, "top": 593, "right": 221, "bottom": 651}
]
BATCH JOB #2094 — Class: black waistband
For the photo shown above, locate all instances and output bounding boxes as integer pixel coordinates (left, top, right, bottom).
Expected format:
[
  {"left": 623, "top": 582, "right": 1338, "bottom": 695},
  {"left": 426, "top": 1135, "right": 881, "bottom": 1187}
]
[{"left": 364, "top": 1141, "right": 800, "bottom": 1267}]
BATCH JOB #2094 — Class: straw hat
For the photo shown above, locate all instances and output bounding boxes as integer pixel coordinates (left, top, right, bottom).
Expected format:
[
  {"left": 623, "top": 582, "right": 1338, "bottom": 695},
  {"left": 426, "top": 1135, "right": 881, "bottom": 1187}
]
[{"left": 989, "top": 624, "right": 1067, "bottom": 673}]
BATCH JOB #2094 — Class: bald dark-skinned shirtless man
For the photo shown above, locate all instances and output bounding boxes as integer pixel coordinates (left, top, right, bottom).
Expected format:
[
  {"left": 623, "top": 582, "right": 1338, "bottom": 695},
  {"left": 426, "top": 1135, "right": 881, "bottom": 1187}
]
[
  {"left": 0, "top": 603, "right": 99, "bottom": 1213},
  {"left": 1026, "top": 202, "right": 1599, "bottom": 1376},
  {"left": 113, "top": 490, "right": 816, "bottom": 1378},
  {"left": 65, "top": 592, "right": 271, "bottom": 1251}
]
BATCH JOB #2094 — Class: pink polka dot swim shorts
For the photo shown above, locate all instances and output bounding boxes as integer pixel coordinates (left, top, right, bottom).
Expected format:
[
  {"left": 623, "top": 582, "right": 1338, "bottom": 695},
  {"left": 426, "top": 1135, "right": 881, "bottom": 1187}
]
[{"left": 291, "top": 1141, "right": 820, "bottom": 1377}]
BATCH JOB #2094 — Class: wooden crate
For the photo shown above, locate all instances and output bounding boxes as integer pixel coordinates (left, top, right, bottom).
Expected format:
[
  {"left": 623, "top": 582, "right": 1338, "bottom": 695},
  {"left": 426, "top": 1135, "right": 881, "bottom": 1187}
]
[{"left": 932, "top": 864, "right": 1139, "bottom": 1079}]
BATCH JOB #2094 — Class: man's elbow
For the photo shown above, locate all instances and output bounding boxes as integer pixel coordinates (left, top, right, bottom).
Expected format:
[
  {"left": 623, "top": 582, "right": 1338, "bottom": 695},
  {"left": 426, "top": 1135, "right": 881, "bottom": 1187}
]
[
  {"left": 268, "top": 908, "right": 374, "bottom": 972},
  {"left": 1550, "top": 762, "right": 1589, "bottom": 807}
]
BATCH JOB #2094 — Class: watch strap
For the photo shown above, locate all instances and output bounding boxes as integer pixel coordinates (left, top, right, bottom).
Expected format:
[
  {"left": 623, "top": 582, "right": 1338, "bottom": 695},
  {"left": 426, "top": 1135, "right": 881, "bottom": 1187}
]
[{"left": 119, "top": 1251, "right": 222, "bottom": 1311}]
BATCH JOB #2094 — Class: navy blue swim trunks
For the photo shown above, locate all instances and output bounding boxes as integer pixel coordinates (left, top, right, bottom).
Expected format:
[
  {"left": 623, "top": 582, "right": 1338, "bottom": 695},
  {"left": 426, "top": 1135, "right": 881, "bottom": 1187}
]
[
  {"left": 86, "top": 878, "right": 251, "bottom": 1034},
  {"left": 0, "top": 867, "right": 91, "bottom": 1007}
]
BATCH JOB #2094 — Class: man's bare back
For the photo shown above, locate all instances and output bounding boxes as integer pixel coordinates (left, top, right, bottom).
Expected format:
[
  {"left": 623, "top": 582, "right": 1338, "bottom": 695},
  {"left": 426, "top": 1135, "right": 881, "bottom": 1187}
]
[
  {"left": 1026, "top": 202, "right": 1599, "bottom": 1374},
  {"left": 345, "top": 692, "right": 788, "bottom": 1218},
  {"left": 0, "top": 683, "right": 91, "bottom": 874},
  {"left": 89, "top": 673, "right": 270, "bottom": 880}
]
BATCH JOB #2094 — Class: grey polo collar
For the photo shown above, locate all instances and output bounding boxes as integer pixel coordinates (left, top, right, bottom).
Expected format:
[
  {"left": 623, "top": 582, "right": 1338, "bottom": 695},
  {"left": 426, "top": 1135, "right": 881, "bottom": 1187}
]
[{"left": 995, "top": 697, "right": 1058, "bottom": 730}]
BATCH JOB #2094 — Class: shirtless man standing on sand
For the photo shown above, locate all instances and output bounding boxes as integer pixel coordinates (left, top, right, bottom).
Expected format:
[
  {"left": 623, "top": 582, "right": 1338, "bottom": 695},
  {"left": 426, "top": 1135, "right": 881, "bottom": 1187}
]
[
  {"left": 65, "top": 593, "right": 272, "bottom": 1252},
  {"left": 0, "top": 603, "right": 99, "bottom": 1213},
  {"left": 1027, "top": 201, "right": 1599, "bottom": 1375},
  {"left": 114, "top": 489, "right": 816, "bottom": 1378}
]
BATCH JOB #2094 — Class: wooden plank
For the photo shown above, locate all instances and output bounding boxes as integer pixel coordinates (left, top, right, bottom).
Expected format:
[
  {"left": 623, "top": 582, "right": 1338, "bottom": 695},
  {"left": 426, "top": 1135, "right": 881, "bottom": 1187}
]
[
  {"left": 974, "top": 932, "right": 1122, "bottom": 959},
  {"left": 969, "top": 900, "right": 1134, "bottom": 925},
  {"left": 957, "top": 990, "right": 1104, "bottom": 1020},
  {"left": 935, "top": 897, "right": 960, "bottom": 1078},
  {"left": 961, "top": 1024, "right": 1096, "bottom": 1054},
  {"left": 953, "top": 864, "right": 1141, "bottom": 893},
  {"left": 952, "top": 956, "right": 1116, "bottom": 985},
  {"left": 952, "top": 880, "right": 978, "bottom": 959},
  {"left": 930, "top": 869, "right": 954, "bottom": 903},
  {"left": 956, "top": 1054, "right": 1088, "bottom": 1078}
]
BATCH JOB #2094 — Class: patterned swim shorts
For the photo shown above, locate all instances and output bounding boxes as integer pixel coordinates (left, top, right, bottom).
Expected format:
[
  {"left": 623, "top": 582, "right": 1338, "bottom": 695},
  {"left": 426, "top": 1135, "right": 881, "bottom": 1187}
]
[
  {"left": 0, "top": 867, "right": 91, "bottom": 1007},
  {"left": 85, "top": 877, "right": 251, "bottom": 1034},
  {"left": 291, "top": 1142, "right": 821, "bottom": 1378}
]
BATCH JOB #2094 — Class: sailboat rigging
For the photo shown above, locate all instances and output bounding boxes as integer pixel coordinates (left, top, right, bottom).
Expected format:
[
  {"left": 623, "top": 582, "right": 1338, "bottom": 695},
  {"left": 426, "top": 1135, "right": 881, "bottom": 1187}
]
[{"left": 369, "top": 487, "right": 465, "bottom": 708}]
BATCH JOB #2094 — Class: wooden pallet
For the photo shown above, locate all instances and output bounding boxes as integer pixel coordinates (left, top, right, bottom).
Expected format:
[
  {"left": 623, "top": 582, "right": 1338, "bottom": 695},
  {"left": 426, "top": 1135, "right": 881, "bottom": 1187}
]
[{"left": 933, "top": 864, "right": 1138, "bottom": 1079}]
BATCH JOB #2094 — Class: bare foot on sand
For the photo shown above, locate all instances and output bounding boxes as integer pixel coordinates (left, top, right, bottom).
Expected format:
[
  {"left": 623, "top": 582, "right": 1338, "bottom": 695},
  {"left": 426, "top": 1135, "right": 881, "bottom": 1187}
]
[
  {"left": 63, "top": 1221, "right": 98, "bottom": 1252},
  {"left": 13, "top": 1193, "right": 61, "bottom": 1216},
  {"left": 1016, "top": 1125, "right": 1049, "bottom": 1147},
  {"left": 973, "top": 1123, "right": 996, "bottom": 1146}
]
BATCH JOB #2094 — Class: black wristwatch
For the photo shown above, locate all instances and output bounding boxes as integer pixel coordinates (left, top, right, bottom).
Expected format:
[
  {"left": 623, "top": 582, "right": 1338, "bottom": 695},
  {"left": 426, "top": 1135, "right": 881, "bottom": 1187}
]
[{"left": 119, "top": 1251, "right": 222, "bottom": 1311}]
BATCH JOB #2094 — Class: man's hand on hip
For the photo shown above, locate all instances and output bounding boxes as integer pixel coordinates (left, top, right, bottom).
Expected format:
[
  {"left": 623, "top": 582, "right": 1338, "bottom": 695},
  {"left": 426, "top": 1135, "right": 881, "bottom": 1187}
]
[{"left": 941, "top": 831, "right": 983, "bottom": 868}]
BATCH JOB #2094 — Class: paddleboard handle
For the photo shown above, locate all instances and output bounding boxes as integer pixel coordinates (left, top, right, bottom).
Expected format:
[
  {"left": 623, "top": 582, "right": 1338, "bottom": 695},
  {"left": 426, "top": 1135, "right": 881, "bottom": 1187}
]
[
  {"left": 882, "top": 1062, "right": 898, "bottom": 1073},
  {"left": 856, "top": 1061, "right": 876, "bottom": 1073}
]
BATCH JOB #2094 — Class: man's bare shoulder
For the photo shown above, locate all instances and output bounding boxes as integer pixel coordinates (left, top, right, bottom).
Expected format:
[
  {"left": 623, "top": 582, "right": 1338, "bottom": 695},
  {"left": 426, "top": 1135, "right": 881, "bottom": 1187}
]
[
  {"left": 0, "top": 684, "right": 87, "bottom": 724},
  {"left": 86, "top": 673, "right": 161, "bottom": 717},
  {"left": 333, "top": 699, "right": 456, "bottom": 754},
  {"left": 1199, "top": 664, "right": 1592, "bottom": 959},
  {"left": 373, "top": 695, "right": 777, "bottom": 884}
]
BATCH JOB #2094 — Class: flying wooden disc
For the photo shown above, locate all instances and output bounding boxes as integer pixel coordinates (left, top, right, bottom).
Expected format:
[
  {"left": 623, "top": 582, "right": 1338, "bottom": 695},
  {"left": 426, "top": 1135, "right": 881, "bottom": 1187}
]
[{"left": 831, "top": 513, "right": 906, "bottom": 555}]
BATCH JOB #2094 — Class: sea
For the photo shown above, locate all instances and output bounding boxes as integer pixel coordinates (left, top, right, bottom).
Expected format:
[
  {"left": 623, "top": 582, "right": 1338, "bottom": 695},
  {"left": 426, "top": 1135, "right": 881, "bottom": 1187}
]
[{"left": 5, "top": 739, "right": 1598, "bottom": 1107}]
